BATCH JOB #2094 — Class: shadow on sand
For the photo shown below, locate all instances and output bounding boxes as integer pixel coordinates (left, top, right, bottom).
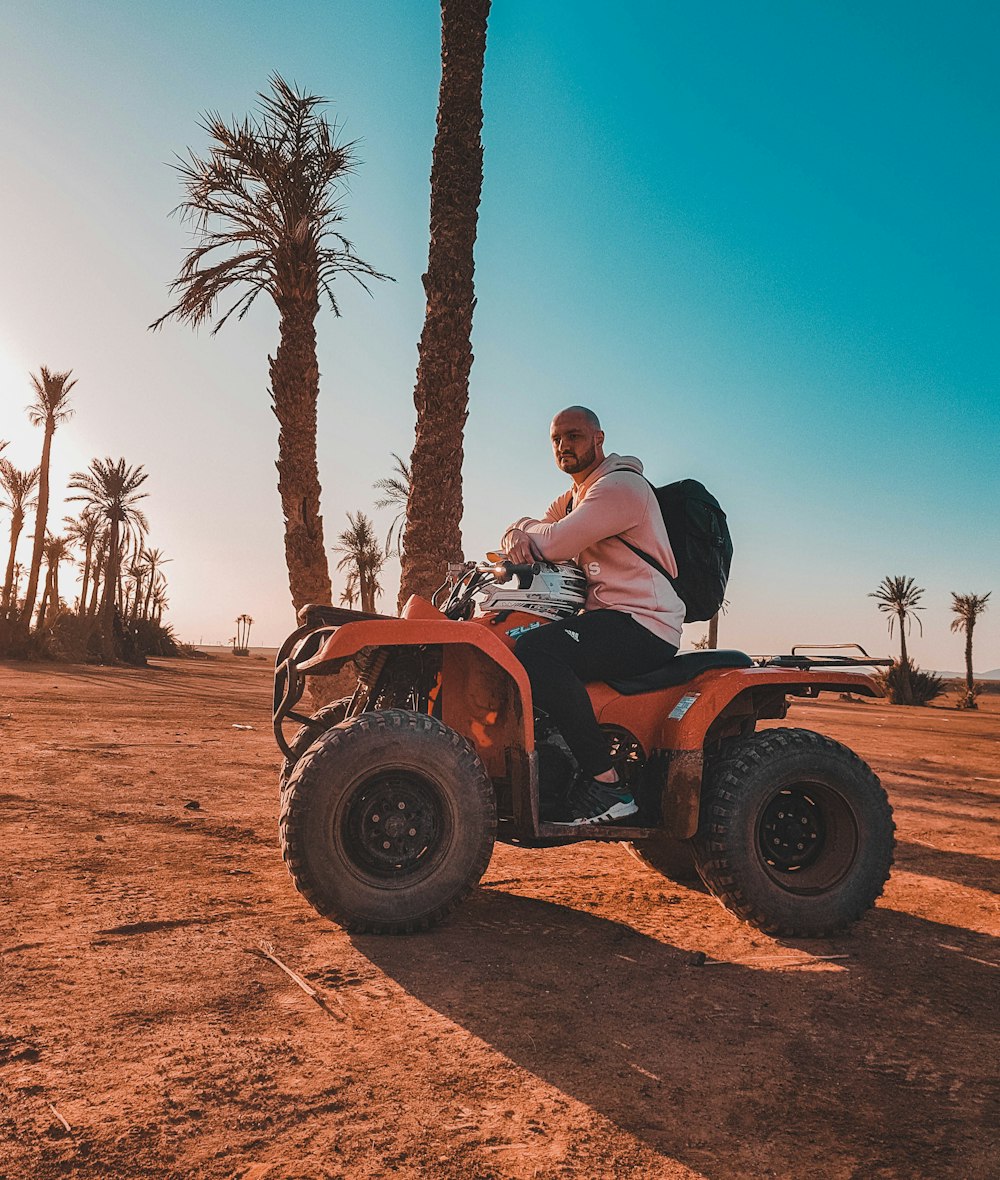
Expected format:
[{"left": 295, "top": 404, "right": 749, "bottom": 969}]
[
  {"left": 895, "top": 838, "right": 1000, "bottom": 895},
  {"left": 356, "top": 889, "right": 998, "bottom": 1179}
]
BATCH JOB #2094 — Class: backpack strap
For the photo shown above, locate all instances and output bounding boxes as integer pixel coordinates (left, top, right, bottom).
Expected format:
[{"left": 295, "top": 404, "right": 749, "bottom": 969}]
[
  {"left": 616, "top": 535, "right": 674, "bottom": 583},
  {"left": 565, "top": 468, "right": 676, "bottom": 586}
]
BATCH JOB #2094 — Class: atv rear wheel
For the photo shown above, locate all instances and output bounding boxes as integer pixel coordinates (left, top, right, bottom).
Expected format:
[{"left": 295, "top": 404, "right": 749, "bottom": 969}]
[
  {"left": 279, "top": 697, "right": 351, "bottom": 792},
  {"left": 279, "top": 709, "right": 496, "bottom": 934},
  {"left": 692, "top": 727, "right": 894, "bottom": 937}
]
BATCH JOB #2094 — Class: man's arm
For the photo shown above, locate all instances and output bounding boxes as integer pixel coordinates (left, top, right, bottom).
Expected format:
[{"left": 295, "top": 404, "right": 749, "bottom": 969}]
[
  {"left": 501, "top": 491, "right": 571, "bottom": 562},
  {"left": 516, "top": 475, "right": 646, "bottom": 562}
]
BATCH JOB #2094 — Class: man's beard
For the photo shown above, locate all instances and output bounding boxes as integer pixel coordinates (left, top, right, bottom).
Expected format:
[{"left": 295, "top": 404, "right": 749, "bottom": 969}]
[{"left": 559, "top": 442, "right": 597, "bottom": 474}]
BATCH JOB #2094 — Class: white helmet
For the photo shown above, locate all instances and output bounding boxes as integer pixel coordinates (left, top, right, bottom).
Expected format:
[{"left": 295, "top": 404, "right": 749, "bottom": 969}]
[{"left": 475, "top": 562, "right": 587, "bottom": 621}]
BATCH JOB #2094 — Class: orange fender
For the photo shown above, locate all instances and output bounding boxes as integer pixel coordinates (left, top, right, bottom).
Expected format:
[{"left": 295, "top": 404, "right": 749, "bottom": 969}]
[
  {"left": 297, "top": 598, "right": 535, "bottom": 803},
  {"left": 588, "top": 665, "right": 883, "bottom": 838}
]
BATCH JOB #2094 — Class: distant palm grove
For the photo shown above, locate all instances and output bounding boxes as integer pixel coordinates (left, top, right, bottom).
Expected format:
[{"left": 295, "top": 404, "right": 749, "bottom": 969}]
[
  {"left": 870, "top": 575, "right": 991, "bottom": 708},
  {"left": 0, "top": 368, "right": 174, "bottom": 663}
]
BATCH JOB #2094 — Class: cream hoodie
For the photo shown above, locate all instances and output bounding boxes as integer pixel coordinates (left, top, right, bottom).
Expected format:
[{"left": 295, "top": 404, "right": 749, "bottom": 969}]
[{"left": 503, "top": 454, "right": 685, "bottom": 646}]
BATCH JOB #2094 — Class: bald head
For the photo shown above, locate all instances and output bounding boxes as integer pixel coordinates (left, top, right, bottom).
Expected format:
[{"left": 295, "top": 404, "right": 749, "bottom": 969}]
[
  {"left": 550, "top": 406, "right": 605, "bottom": 481},
  {"left": 557, "top": 405, "right": 601, "bottom": 431}
]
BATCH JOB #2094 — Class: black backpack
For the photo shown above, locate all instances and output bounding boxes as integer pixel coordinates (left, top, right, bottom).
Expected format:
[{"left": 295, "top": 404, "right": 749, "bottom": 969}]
[
  {"left": 629, "top": 479, "right": 732, "bottom": 623},
  {"left": 570, "top": 472, "right": 733, "bottom": 623}
]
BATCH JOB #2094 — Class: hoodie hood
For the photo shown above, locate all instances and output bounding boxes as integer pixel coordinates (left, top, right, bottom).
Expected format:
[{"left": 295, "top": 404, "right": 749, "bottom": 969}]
[{"left": 576, "top": 452, "right": 644, "bottom": 497}]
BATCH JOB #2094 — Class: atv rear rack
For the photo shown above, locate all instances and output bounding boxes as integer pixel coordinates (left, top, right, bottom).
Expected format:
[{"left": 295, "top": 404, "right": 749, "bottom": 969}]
[{"left": 760, "top": 644, "right": 892, "bottom": 669}]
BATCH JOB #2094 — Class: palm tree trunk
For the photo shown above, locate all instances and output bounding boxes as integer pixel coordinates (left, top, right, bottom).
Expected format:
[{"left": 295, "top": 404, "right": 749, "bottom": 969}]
[
  {"left": 99, "top": 519, "right": 121, "bottom": 661},
  {"left": 707, "top": 612, "right": 719, "bottom": 649},
  {"left": 2, "top": 511, "right": 24, "bottom": 617},
  {"left": 88, "top": 553, "right": 103, "bottom": 618},
  {"left": 361, "top": 564, "right": 375, "bottom": 614},
  {"left": 79, "top": 542, "right": 93, "bottom": 616},
  {"left": 142, "top": 567, "right": 156, "bottom": 620},
  {"left": 270, "top": 296, "right": 333, "bottom": 615},
  {"left": 20, "top": 425, "right": 52, "bottom": 625},
  {"left": 35, "top": 566, "right": 52, "bottom": 632},
  {"left": 964, "top": 623, "right": 975, "bottom": 708},
  {"left": 399, "top": 0, "right": 491, "bottom": 608},
  {"left": 117, "top": 546, "right": 126, "bottom": 614},
  {"left": 47, "top": 561, "right": 61, "bottom": 628},
  {"left": 131, "top": 575, "right": 143, "bottom": 623},
  {"left": 898, "top": 615, "right": 913, "bottom": 705}
]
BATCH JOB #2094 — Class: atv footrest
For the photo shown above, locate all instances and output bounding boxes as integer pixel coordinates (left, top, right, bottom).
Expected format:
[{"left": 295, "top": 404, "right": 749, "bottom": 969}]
[{"left": 534, "top": 822, "right": 657, "bottom": 843}]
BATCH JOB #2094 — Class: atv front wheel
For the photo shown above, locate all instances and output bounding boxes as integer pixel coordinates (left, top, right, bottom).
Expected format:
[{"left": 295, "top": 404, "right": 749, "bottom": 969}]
[
  {"left": 692, "top": 728, "right": 894, "bottom": 937},
  {"left": 278, "top": 697, "right": 351, "bottom": 792},
  {"left": 279, "top": 709, "right": 496, "bottom": 934}
]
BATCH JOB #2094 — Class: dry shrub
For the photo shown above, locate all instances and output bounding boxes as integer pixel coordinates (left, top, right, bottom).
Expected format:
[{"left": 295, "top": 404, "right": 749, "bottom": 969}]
[
  {"left": 877, "top": 659, "right": 944, "bottom": 706},
  {"left": 955, "top": 683, "right": 984, "bottom": 710}
]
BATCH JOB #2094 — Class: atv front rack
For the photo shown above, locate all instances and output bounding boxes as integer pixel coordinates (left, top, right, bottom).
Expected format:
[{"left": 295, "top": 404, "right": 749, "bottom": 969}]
[{"left": 272, "top": 603, "right": 397, "bottom": 759}]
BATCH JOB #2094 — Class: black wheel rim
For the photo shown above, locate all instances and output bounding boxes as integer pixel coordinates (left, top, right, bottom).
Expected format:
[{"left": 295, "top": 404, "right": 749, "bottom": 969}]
[
  {"left": 756, "top": 782, "right": 858, "bottom": 894},
  {"left": 341, "top": 770, "right": 449, "bottom": 882}
]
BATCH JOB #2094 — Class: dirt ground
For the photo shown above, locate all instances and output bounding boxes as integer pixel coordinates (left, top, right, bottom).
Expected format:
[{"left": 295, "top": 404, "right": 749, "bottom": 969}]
[{"left": 1, "top": 655, "right": 997, "bottom": 1180}]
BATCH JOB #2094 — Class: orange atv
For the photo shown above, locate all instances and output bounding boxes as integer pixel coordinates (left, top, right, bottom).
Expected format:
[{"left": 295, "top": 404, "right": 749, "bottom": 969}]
[{"left": 273, "top": 558, "right": 895, "bottom": 937}]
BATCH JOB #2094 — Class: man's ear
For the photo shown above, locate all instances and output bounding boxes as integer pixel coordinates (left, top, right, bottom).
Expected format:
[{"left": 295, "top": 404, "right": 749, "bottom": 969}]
[{"left": 596, "top": 430, "right": 605, "bottom": 448}]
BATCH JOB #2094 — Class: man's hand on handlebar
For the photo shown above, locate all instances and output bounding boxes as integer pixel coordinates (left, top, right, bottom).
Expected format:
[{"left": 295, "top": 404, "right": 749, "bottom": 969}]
[
  {"left": 504, "top": 527, "right": 539, "bottom": 566},
  {"left": 477, "top": 554, "right": 539, "bottom": 589}
]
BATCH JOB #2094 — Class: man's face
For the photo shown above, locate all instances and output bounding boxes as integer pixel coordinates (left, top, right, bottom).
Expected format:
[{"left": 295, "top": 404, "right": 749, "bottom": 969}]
[{"left": 550, "top": 413, "right": 604, "bottom": 475}]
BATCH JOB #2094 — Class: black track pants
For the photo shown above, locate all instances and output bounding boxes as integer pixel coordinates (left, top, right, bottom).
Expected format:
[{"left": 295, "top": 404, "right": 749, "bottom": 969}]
[{"left": 513, "top": 609, "right": 678, "bottom": 778}]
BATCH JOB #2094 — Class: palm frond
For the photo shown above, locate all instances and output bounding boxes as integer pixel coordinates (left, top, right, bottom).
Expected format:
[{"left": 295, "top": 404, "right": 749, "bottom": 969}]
[
  {"left": 151, "top": 74, "right": 392, "bottom": 334},
  {"left": 0, "top": 462, "right": 40, "bottom": 512},
  {"left": 26, "top": 367, "right": 76, "bottom": 427},
  {"left": 869, "top": 574, "right": 925, "bottom": 635},
  {"left": 949, "top": 591, "right": 991, "bottom": 633}
]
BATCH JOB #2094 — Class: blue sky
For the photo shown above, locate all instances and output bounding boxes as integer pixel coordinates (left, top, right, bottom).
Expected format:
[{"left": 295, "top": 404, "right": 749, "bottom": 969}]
[{"left": 1, "top": 1, "right": 997, "bottom": 670}]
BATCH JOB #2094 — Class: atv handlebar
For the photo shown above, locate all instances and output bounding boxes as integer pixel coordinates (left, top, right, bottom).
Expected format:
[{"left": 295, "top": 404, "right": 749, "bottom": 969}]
[
  {"left": 475, "top": 557, "right": 540, "bottom": 585},
  {"left": 432, "top": 555, "right": 545, "bottom": 617}
]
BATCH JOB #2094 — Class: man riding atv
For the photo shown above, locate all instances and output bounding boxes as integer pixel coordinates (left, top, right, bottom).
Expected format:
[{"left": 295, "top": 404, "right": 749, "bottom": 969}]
[
  {"left": 273, "top": 417, "right": 894, "bottom": 936},
  {"left": 502, "top": 405, "right": 682, "bottom": 825}
]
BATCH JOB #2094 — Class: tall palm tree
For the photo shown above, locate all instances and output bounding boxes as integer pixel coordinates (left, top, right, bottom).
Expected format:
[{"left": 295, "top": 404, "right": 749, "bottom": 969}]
[
  {"left": 399, "top": 0, "right": 491, "bottom": 607},
  {"left": 11, "top": 562, "right": 24, "bottom": 612},
  {"left": 373, "top": 452, "right": 411, "bottom": 557},
  {"left": 122, "top": 556, "right": 150, "bottom": 623},
  {"left": 151, "top": 584, "right": 168, "bottom": 625},
  {"left": 950, "top": 591, "right": 991, "bottom": 709},
  {"left": 68, "top": 458, "right": 149, "bottom": 659},
  {"left": 21, "top": 367, "right": 76, "bottom": 625},
  {"left": 140, "top": 547, "right": 170, "bottom": 621},
  {"left": 870, "top": 575, "right": 925, "bottom": 705},
  {"left": 63, "top": 509, "right": 102, "bottom": 614},
  {"left": 151, "top": 74, "right": 391, "bottom": 619},
  {"left": 1, "top": 462, "right": 39, "bottom": 618},
  {"left": 339, "top": 579, "right": 358, "bottom": 609},
  {"left": 86, "top": 529, "right": 109, "bottom": 619},
  {"left": 334, "top": 511, "right": 385, "bottom": 614},
  {"left": 36, "top": 533, "right": 74, "bottom": 630}
]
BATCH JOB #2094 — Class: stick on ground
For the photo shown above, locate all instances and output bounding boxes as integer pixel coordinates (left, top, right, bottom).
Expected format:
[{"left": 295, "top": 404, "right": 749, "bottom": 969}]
[
  {"left": 251, "top": 941, "right": 347, "bottom": 1021},
  {"left": 48, "top": 1103, "right": 71, "bottom": 1134}
]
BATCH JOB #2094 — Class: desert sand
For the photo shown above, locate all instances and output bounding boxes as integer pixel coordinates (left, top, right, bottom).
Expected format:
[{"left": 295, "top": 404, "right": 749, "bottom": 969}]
[{"left": 1, "top": 655, "right": 997, "bottom": 1179}]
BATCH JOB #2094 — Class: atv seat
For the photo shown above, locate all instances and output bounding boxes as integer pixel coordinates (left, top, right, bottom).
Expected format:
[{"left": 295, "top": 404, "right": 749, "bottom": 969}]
[{"left": 607, "top": 649, "right": 754, "bottom": 695}]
